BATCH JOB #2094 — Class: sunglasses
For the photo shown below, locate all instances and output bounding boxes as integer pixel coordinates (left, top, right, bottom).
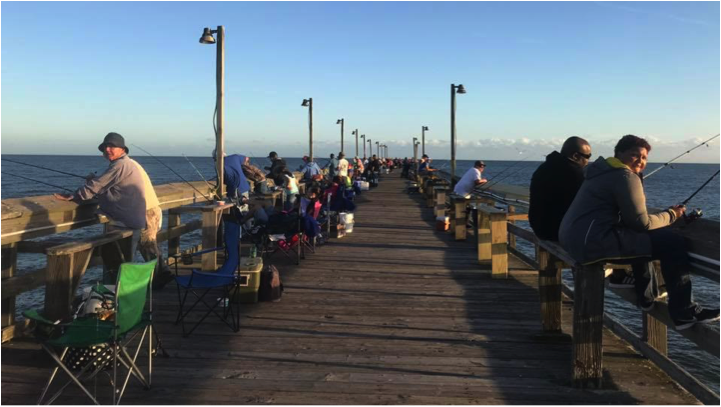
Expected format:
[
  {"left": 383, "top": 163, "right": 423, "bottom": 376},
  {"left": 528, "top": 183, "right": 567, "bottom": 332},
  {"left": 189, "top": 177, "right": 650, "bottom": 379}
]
[{"left": 577, "top": 152, "right": 592, "bottom": 160}]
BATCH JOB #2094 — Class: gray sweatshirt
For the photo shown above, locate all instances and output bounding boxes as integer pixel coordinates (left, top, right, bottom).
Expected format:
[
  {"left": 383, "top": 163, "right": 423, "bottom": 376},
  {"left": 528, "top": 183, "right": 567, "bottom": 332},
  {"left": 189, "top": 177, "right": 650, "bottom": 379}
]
[
  {"left": 559, "top": 156, "right": 676, "bottom": 265},
  {"left": 74, "top": 154, "right": 147, "bottom": 230}
]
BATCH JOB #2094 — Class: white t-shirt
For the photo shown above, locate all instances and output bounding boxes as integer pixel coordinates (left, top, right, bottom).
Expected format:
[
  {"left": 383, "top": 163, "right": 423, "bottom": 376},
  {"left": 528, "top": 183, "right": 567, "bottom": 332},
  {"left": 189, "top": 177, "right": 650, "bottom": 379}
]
[
  {"left": 338, "top": 158, "right": 349, "bottom": 177},
  {"left": 453, "top": 167, "right": 483, "bottom": 198}
]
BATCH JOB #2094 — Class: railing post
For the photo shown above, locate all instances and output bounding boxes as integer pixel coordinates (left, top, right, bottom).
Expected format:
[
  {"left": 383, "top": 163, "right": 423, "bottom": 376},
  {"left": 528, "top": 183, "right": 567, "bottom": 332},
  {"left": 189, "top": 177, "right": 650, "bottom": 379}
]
[
  {"left": 1, "top": 243, "right": 18, "bottom": 329},
  {"left": 572, "top": 262, "right": 605, "bottom": 389},
  {"left": 434, "top": 186, "right": 447, "bottom": 219},
  {"left": 643, "top": 260, "right": 668, "bottom": 355},
  {"left": 454, "top": 198, "right": 467, "bottom": 240},
  {"left": 477, "top": 208, "right": 491, "bottom": 262},
  {"left": 508, "top": 205, "right": 516, "bottom": 250},
  {"left": 202, "top": 207, "right": 219, "bottom": 271},
  {"left": 537, "top": 247, "right": 562, "bottom": 332},
  {"left": 168, "top": 209, "right": 181, "bottom": 258},
  {"left": 489, "top": 210, "right": 508, "bottom": 279},
  {"left": 45, "top": 249, "right": 93, "bottom": 321}
]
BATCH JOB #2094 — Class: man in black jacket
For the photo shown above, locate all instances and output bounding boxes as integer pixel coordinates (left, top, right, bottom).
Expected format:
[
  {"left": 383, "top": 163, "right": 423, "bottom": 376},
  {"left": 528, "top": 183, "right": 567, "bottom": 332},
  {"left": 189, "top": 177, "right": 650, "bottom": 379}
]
[
  {"left": 264, "top": 151, "right": 287, "bottom": 180},
  {"left": 529, "top": 136, "right": 591, "bottom": 241}
]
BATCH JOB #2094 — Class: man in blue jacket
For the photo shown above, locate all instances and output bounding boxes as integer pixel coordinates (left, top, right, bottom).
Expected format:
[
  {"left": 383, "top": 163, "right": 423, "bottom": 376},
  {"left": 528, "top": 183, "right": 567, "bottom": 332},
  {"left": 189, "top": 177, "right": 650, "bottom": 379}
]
[{"left": 213, "top": 150, "right": 251, "bottom": 205}]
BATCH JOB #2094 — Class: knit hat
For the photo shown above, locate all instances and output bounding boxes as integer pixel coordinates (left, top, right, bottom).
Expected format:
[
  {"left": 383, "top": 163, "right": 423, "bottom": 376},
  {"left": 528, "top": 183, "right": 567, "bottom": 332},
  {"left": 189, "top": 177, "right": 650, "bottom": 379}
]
[{"left": 98, "top": 132, "right": 129, "bottom": 153}]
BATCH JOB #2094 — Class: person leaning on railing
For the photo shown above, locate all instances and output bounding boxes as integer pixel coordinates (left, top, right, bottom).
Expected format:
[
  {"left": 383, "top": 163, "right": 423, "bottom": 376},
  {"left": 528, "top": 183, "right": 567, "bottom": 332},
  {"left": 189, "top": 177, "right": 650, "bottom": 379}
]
[
  {"left": 453, "top": 160, "right": 488, "bottom": 198},
  {"left": 559, "top": 134, "right": 719, "bottom": 330}
]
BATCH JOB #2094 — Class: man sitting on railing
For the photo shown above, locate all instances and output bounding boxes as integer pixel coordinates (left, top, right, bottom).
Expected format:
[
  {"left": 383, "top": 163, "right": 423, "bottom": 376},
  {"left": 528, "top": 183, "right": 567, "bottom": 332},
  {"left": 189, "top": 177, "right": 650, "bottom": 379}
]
[
  {"left": 559, "top": 134, "right": 719, "bottom": 330},
  {"left": 453, "top": 160, "right": 488, "bottom": 198}
]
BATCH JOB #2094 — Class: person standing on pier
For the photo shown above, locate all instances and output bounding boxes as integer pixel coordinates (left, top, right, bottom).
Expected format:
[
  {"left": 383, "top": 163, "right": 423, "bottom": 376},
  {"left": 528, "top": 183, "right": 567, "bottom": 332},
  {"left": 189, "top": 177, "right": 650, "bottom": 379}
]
[
  {"left": 337, "top": 153, "right": 350, "bottom": 184},
  {"left": 559, "top": 134, "right": 719, "bottom": 330},
  {"left": 299, "top": 156, "right": 322, "bottom": 185},
  {"left": 453, "top": 160, "right": 488, "bottom": 198},
  {"left": 324, "top": 153, "right": 339, "bottom": 181},
  {"left": 264, "top": 151, "right": 286, "bottom": 180}
]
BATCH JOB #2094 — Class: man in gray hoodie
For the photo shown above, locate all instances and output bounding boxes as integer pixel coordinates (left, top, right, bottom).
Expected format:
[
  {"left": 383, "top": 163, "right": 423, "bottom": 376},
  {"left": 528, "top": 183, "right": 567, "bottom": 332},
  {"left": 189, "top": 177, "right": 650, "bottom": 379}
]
[{"left": 559, "top": 135, "right": 718, "bottom": 330}]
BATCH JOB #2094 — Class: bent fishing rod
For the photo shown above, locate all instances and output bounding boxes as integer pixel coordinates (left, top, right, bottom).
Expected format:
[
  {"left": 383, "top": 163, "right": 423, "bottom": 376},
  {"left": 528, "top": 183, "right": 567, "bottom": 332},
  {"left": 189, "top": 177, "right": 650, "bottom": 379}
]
[
  {"left": 2, "top": 157, "right": 90, "bottom": 180},
  {"left": 672, "top": 169, "right": 720, "bottom": 223},
  {"left": 644, "top": 134, "right": 719, "bottom": 179},
  {"left": 479, "top": 154, "right": 533, "bottom": 189},
  {"left": 181, "top": 154, "right": 216, "bottom": 195},
  {"left": 131, "top": 144, "right": 216, "bottom": 202},
  {"left": 3, "top": 172, "right": 74, "bottom": 193}
]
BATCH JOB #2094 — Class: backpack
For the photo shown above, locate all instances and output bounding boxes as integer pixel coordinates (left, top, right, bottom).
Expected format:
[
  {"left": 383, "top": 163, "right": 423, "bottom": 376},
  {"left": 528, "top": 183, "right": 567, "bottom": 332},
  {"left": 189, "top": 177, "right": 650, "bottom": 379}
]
[{"left": 258, "top": 264, "right": 283, "bottom": 302}]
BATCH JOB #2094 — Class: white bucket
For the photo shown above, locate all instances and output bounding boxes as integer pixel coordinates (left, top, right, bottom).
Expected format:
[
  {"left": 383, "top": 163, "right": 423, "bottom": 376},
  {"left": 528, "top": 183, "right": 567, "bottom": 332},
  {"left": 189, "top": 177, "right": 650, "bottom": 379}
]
[
  {"left": 340, "top": 212, "right": 354, "bottom": 225},
  {"left": 436, "top": 216, "right": 449, "bottom": 222},
  {"left": 344, "top": 222, "right": 354, "bottom": 233}
]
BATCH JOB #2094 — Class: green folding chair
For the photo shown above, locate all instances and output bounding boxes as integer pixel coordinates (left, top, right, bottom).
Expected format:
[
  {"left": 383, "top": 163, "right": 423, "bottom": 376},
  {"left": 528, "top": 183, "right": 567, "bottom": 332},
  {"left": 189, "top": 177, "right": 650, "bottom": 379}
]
[{"left": 24, "top": 259, "right": 157, "bottom": 405}]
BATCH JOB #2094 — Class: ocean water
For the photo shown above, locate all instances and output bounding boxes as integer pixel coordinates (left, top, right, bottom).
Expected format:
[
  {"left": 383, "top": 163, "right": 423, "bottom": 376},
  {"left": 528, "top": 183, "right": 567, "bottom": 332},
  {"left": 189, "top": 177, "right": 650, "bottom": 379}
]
[{"left": 1, "top": 154, "right": 718, "bottom": 392}]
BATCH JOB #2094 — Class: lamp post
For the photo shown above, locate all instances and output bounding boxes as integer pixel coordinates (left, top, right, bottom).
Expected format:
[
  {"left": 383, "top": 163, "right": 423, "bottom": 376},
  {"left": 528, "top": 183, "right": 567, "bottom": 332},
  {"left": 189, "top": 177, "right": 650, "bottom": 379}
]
[
  {"left": 368, "top": 138, "right": 372, "bottom": 157},
  {"left": 336, "top": 118, "right": 344, "bottom": 154},
  {"left": 412, "top": 137, "right": 418, "bottom": 173},
  {"left": 302, "top": 98, "right": 313, "bottom": 160},
  {"left": 421, "top": 126, "right": 429, "bottom": 156},
  {"left": 360, "top": 134, "right": 366, "bottom": 158},
  {"left": 450, "top": 84, "right": 466, "bottom": 187},
  {"left": 375, "top": 141, "right": 380, "bottom": 158},
  {"left": 352, "top": 129, "right": 359, "bottom": 157},
  {"left": 199, "top": 26, "right": 225, "bottom": 198}
]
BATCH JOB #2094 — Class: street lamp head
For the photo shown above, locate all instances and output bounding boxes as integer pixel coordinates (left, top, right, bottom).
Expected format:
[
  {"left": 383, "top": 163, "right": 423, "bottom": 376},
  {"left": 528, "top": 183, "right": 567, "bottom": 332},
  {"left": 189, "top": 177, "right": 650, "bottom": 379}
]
[
  {"left": 422, "top": 126, "right": 429, "bottom": 131},
  {"left": 301, "top": 99, "right": 310, "bottom": 107},
  {"left": 456, "top": 84, "right": 467, "bottom": 94},
  {"left": 336, "top": 119, "right": 343, "bottom": 124},
  {"left": 199, "top": 27, "right": 216, "bottom": 44}
]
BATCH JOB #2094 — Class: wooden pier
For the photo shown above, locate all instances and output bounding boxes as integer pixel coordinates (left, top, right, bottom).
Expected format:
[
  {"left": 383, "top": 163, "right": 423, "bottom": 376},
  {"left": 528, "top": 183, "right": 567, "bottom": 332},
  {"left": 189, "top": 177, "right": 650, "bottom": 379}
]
[{"left": 1, "top": 175, "right": 704, "bottom": 404}]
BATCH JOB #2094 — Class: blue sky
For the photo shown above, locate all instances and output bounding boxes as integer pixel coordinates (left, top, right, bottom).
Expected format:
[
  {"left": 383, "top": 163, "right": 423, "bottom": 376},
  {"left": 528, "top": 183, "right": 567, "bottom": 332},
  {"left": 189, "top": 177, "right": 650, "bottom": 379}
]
[{"left": 2, "top": 1, "right": 719, "bottom": 162}]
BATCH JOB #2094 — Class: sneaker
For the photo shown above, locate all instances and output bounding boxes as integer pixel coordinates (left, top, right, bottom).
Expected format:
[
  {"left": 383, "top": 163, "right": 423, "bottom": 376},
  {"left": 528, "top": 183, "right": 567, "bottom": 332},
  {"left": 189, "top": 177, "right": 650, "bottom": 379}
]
[
  {"left": 694, "top": 308, "right": 720, "bottom": 324},
  {"left": 673, "top": 316, "right": 697, "bottom": 331},
  {"left": 608, "top": 273, "right": 635, "bottom": 289}
]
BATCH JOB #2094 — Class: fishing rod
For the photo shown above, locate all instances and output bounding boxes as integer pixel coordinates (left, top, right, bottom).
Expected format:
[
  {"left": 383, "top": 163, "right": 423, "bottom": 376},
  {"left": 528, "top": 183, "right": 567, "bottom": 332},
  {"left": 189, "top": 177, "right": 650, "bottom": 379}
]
[
  {"left": 181, "top": 154, "right": 216, "bottom": 195},
  {"left": 2, "top": 157, "right": 89, "bottom": 180},
  {"left": 479, "top": 154, "right": 532, "bottom": 189},
  {"left": 2, "top": 172, "right": 74, "bottom": 193},
  {"left": 674, "top": 169, "right": 720, "bottom": 223},
  {"left": 131, "top": 144, "right": 216, "bottom": 202},
  {"left": 481, "top": 157, "right": 539, "bottom": 191},
  {"left": 644, "top": 134, "right": 719, "bottom": 179}
]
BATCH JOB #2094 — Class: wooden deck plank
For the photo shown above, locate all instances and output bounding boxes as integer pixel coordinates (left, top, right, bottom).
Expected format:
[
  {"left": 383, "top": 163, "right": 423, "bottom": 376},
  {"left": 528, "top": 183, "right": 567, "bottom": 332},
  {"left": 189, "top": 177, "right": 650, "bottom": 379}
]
[{"left": 1, "top": 175, "right": 700, "bottom": 405}]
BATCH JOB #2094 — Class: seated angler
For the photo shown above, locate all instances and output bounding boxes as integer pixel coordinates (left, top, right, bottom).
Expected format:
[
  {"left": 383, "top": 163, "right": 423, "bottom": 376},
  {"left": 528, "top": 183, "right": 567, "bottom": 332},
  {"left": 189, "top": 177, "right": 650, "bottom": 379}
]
[
  {"left": 299, "top": 155, "right": 322, "bottom": 186},
  {"left": 418, "top": 154, "right": 437, "bottom": 175}
]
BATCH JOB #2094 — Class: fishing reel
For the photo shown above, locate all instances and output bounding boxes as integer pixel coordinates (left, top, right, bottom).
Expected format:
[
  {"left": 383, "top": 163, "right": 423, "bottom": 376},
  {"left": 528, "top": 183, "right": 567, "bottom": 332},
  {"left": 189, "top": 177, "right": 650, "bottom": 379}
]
[{"left": 683, "top": 208, "right": 703, "bottom": 224}]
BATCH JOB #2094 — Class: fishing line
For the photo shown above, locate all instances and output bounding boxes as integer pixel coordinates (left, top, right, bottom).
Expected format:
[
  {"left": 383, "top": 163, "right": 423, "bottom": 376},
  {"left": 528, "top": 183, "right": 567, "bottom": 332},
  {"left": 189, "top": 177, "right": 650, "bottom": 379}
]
[
  {"left": 479, "top": 154, "right": 533, "bottom": 188},
  {"left": 182, "top": 154, "right": 216, "bottom": 194},
  {"left": 644, "top": 134, "right": 719, "bottom": 179},
  {"left": 681, "top": 170, "right": 719, "bottom": 206},
  {"left": 2, "top": 172, "right": 74, "bottom": 192},
  {"left": 2, "top": 157, "right": 89, "bottom": 179},
  {"left": 481, "top": 158, "right": 540, "bottom": 191}
]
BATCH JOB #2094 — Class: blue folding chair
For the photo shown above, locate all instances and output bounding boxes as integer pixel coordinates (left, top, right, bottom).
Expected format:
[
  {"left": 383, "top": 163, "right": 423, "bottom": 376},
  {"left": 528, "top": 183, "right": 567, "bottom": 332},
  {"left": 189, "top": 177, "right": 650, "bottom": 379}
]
[{"left": 173, "top": 219, "right": 242, "bottom": 337}]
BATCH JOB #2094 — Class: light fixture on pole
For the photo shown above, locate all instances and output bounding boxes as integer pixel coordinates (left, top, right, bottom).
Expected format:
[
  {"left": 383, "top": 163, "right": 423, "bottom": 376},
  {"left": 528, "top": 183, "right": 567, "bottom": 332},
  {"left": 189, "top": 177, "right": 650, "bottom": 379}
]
[
  {"left": 450, "top": 84, "right": 466, "bottom": 187},
  {"left": 302, "top": 98, "right": 313, "bottom": 160},
  {"left": 360, "top": 134, "right": 366, "bottom": 158},
  {"left": 199, "top": 25, "right": 225, "bottom": 198},
  {"left": 421, "top": 126, "right": 429, "bottom": 156},
  {"left": 351, "top": 129, "right": 359, "bottom": 157},
  {"left": 336, "top": 118, "right": 344, "bottom": 154}
]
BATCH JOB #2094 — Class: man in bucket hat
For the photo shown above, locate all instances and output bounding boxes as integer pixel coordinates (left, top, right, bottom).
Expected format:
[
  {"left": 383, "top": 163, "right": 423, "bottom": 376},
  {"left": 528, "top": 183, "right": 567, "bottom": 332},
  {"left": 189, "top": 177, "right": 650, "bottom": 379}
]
[{"left": 54, "top": 132, "right": 173, "bottom": 288}]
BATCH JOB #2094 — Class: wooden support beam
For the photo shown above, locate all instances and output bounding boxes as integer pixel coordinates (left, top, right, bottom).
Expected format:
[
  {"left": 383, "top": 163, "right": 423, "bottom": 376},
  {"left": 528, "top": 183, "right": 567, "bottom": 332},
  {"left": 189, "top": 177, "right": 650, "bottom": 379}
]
[
  {"left": 489, "top": 210, "right": 508, "bottom": 279},
  {"left": 538, "top": 247, "right": 563, "bottom": 332},
  {"left": 433, "top": 187, "right": 447, "bottom": 219},
  {"left": 453, "top": 199, "right": 467, "bottom": 240},
  {"left": 476, "top": 209, "right": 491, "bottom": 263},
  {"left": 643, "top": 261, "right": 667, "bottom": 355},
  {"left": 202, "top": 210, "right": 221, "bottom": 271},
  {"left": 572, "top": 263, "right": 605, "bottom": 389},
  {"left": 44, "top": 248, "right": 93, "bottom": 321},
  {"left": 167, "top": 209, "right": 182, "bottom": 257},
  {"left": 1, "top": 243, "right": 18, "bottom": 329},
  {"left": 508, "top": 206, "right": 516, "bottom": 250}
]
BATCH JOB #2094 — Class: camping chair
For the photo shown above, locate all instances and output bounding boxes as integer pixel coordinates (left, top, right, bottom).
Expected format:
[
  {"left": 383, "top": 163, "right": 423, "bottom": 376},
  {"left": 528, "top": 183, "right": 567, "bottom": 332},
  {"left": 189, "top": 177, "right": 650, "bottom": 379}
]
[
  {"left": 300, "top": 197, "right": 323, "bottom": 254},
  {"left": 23, "top": 259, "right": 157, "bottom": 405},
  {"left": 260, "top": 200, "right": 303, "bottom": 265},
  {"left": 173, "top": 219, "right": 243, "bottom": 337}
]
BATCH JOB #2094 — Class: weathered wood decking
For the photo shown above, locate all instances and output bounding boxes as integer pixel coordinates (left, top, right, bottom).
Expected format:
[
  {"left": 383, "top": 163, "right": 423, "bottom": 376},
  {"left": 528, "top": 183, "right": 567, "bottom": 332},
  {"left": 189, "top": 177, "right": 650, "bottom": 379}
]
[{"left": 1, "top": 174, "right": 700, "bottom": 404}]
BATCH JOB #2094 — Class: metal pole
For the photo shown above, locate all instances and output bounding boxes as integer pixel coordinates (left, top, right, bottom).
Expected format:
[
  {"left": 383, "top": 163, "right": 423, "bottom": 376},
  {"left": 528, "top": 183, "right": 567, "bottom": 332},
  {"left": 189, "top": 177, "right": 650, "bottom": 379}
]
[
  {"left": 361, "top": 134, "right": 366, "bottom": 158},
  {"left": 368, "top": 139, "right": 372, "bottom": 156},
  {"left": 340, "top": 119, "right": 344, "bottom": 154},
  {"left": 309, "top": 98, "right": 314, "bottom": 161},
  {"left": 450, "top": 84, "right": 456, "bottom": 188},
  {"left": 413, "top": 137, "right": 418, "bottom": 173},
  {"left": 422, "top": 126, "right": 425, "bottom": 156},
  {"left": 355, "top": 129, "right": 359, "bottom": 157},
  {"left": 216, "top": 26, "right": 225, "bottom": 198},
  {"left": 375, "top": 142, "right": 379, "bottom": 158}
]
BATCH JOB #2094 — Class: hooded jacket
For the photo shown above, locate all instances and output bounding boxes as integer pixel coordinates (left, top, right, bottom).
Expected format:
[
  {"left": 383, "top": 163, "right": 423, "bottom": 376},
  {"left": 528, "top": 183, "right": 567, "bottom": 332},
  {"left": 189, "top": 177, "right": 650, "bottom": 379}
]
[
  {"left": 559, "top": 156, "right": 677, "bottom": 265},
  {"left": 224, "top": 154, "right": 251, "bottom": 199},
  {"left": 528, "top": 151, "right": 585, "bottom": 241}
]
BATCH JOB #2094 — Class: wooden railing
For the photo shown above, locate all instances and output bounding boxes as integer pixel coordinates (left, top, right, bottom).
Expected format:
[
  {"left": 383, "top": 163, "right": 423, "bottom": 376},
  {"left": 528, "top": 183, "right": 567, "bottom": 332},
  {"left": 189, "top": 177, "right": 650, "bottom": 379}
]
[
  {"left": 2, "top": 181, "right": 220, "bottom": 342},
  {"left": 419, "top": 172, "right": 719, "bottom": 404}
]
